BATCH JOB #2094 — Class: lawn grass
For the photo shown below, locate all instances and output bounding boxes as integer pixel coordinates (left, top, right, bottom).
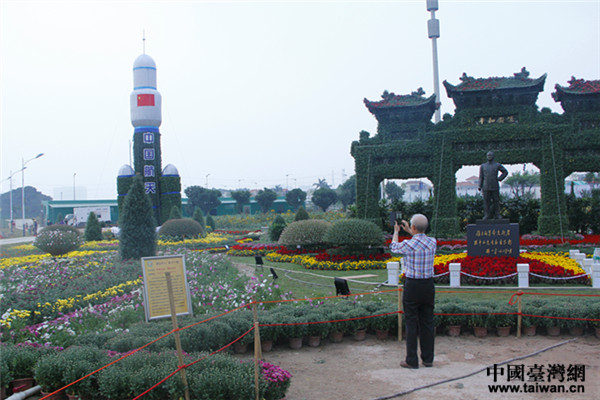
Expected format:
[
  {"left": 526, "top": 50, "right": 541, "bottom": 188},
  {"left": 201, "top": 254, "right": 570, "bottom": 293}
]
[{"left": 229, "top": 255, "right": 600, "bottom": 308}]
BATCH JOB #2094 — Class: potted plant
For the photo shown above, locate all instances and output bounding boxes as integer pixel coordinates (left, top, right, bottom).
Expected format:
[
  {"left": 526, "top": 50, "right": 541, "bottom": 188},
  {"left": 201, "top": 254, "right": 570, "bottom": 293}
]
[
  {"left": 564, "top": 301, "right": 588, "bottom": 336},
  {"left": 62, "top": 346, "right": 109, "bottom": 400},
  {"left": 441, "top": 302, "right": 467, "bottom": 336},
  {"left": 4, "top": 344, "right": 41, "bottom": 393},
  {"left": 34, "top": 351, "right": 68, "bottom": 399},
  {"left": 270, "top": 304, "right": 312, "bottom": 349},
  {"left": 468, "top": 304, "right": 492, "bottom": 338},
  {"left": 347, "top": 308, "right": 369, "bottom": 341},
  {"left": 0, "top": 351, "right": 12, "bottom": 399},
  {"left": 260, "top": 361, "right": 292, "bottom": 400},
  {"left": 305, "top": 311, "right": 329, "bottom": 347},
  {"left": 539, "top": 302, "right": 561, "bottom": 336},
  {"left": 492, "top": 304, "right": 515, "bottom": 337},
  {"left": 371, "top": 306, "right": 397, "bottom": 341},
  {"left": 257, "top": 313, "right": 280, "bottom": 352},
  {"left": 325, "top": 310, "right": 350, "bottom": 342},
  {"left": 587, "top": 301, "right": 600, "bottom": 338},
  {"left": 521, "top": 298, "right": 546, "bottom": 336}
]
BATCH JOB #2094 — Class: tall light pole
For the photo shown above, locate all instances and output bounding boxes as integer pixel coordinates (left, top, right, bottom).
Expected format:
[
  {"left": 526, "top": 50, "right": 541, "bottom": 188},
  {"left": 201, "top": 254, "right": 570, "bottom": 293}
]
[
  {"left": 73, "top": 173, "right": 77, "bottom": 200},
  {"left": 2, "top": 168, "right": 25, "bottom": 233},
  {"left": 205, "top": 173, "right": 210, "bottom": 188},
  {"left": 22, "top": 153, "right": 44, "bottom": 236},
  {"left": 427, "top": 0, "right": 441, "bottom": 123}
]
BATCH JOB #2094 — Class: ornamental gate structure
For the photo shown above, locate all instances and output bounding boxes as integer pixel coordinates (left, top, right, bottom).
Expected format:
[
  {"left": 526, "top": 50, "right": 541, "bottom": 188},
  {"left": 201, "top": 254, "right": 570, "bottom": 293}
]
[{"left": 351, "top": 69, "right": 600, "bottom": 237}]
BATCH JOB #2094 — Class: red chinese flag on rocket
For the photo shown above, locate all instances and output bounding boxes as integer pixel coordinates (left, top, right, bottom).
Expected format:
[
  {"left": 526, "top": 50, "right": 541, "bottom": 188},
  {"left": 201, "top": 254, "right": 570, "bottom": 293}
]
[{"left": 137, "top": 94, "right": 155, "bottom": 107}]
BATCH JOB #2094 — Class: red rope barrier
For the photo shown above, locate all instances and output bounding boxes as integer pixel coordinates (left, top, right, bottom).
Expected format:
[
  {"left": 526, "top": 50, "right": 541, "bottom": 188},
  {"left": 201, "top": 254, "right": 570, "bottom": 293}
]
[
  {"left": 521, "top": 313, "right": 600, "bottom": 322},
  {"left": 42, "top": 288, "right": 598, "bottom": 400}
]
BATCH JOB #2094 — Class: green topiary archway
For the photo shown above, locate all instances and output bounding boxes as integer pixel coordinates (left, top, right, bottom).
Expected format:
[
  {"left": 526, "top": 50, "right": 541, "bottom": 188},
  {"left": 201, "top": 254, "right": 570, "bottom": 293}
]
[{"left": 352, "top": 71, "right": 600, "bottom": 237}]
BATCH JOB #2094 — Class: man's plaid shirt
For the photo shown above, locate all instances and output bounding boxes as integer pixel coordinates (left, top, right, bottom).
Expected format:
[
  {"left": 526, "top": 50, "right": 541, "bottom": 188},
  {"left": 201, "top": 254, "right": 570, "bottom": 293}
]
[{"left": 389, "top": 234, "right": 437, "bottom": 279}]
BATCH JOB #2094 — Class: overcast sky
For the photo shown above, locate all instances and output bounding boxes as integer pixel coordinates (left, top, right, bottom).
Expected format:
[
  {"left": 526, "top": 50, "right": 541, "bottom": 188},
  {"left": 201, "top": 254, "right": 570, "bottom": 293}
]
[{"left": 1, "top": 0, "right": 599, "bottom": 200}]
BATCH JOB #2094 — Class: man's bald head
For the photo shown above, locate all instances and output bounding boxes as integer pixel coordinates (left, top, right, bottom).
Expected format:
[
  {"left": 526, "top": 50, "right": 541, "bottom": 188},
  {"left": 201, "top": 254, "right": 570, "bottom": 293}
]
[{"left": 410, "top": 214, "right": 429, "bottom": 233}]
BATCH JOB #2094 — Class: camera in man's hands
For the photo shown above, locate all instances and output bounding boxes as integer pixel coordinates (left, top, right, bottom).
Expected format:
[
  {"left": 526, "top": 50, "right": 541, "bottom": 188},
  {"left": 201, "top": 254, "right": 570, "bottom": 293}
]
[{"left": 389, "top": 211, "right": 402, "bottom": 226}]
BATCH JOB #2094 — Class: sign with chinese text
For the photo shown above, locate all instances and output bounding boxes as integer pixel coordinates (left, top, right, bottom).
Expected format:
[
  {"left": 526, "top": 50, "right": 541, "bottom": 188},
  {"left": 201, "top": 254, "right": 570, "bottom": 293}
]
[
  {"left": 467, "top": 222, "right": 519, "bottom": 257},
  {"left": 141, "top": 255, "right": 193, "bottom": 321}
]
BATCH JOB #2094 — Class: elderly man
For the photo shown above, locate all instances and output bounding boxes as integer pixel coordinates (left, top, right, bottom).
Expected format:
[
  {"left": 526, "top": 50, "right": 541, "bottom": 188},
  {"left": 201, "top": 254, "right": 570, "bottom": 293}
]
[
  {"left": 390, "top": 214, "right": 437, "bottom": 369},
  {"left": 479, "top": 151, "right": 508, "bottom": 219}
]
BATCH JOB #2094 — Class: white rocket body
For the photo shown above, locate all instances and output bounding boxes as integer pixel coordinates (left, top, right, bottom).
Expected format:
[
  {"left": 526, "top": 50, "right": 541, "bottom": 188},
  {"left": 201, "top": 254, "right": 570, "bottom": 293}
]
[{"left": 130, "top": 54, "right": 162, "bottom": 130}]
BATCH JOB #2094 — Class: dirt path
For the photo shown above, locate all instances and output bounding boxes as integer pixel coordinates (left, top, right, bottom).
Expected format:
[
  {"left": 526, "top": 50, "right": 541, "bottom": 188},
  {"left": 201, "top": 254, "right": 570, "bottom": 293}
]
[
  {"left": 230, "top": 261, "right": 600, "bottom": 399},
  {"left": 235, "top": 333, "right": 599, "bottom": 400}
]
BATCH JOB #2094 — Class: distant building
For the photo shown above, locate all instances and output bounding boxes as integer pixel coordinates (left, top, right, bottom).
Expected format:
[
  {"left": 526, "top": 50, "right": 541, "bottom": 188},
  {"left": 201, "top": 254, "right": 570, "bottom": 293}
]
[{"left": 403, "top": 180, "right": 432, "bottom": 201}]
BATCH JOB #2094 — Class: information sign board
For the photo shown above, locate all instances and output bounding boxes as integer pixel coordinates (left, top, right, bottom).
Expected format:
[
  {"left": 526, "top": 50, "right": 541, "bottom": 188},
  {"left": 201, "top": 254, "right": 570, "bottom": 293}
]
[
  {"left": 141, "top": 255, "right": 193, "bottom": 321},
  {"left": 467, "top": 222, "right": 520, "bottom": 257}
]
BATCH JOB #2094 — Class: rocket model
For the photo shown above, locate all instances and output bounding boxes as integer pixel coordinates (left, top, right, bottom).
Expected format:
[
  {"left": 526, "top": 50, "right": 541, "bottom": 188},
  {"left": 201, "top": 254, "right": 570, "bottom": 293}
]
[{"left": 117, "top": 53, "right": 181, "bottom": 225}]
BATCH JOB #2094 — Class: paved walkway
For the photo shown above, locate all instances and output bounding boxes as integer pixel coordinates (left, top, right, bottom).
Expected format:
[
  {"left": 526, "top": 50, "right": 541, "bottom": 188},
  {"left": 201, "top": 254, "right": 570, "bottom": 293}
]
[{"left": 0, "top": 236, "right": 35, "bottom": 246}]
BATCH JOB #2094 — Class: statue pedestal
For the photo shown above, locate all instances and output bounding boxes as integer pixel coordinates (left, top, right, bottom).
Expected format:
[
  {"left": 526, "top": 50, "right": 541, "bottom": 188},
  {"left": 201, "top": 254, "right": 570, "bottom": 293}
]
[{"left": 467, "top": 220, "right": 519, "bottom": 257}]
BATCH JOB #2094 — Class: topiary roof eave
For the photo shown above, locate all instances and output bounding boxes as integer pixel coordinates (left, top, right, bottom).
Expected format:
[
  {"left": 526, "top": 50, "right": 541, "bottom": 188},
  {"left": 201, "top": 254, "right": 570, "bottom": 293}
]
[
  {"left": 363, "top": 89, "right": 437, "bottom": 114},
  {"left": 552, "top": 78, "right": 600, "bottom": 101},
  {"left": 444, "top": 70, "right": 547, "bottom": 97}
]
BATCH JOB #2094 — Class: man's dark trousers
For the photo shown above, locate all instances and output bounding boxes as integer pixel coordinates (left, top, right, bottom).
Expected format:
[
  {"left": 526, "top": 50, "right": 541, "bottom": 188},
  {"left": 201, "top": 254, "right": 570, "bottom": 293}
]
[{"left": 403, "top": 278, "right": 435, "bottom": 367}]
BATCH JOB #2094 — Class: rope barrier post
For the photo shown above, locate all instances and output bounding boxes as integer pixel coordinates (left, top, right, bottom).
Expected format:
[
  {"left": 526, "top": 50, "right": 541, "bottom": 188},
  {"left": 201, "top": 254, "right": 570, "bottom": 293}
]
[
  {"left": 398, "top": 287, "right": 403, "bottom": 342},
  {"left": 165, "top": 272, "right": 191, "bottom": 400},
  {"left": 252, "top": 298, "right": 262, "bottom": 400},
  {"left": 517, "top": 293, "right": 523, "bottom": 338},
  {"left": 449, "top": 263, "right": 461, "bottom": 287},
  {"left": 592, "top": 263, "right": 600, "bottom": 289},
  {"left": 517, "top": 263, "right": 529, "bottom": 288}
]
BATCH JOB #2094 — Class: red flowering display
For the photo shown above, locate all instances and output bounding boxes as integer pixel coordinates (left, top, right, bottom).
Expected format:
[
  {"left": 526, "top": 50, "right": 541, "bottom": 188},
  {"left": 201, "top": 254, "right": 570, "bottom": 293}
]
[
  {"left": 434, "top": 255, "right": 589, "bottom": 286},
  {"left": 564, "top": 77, "right": 600, "bottom": 94},
  {"left": 313, "top": 252, "right": 391, "bottom": 262}
]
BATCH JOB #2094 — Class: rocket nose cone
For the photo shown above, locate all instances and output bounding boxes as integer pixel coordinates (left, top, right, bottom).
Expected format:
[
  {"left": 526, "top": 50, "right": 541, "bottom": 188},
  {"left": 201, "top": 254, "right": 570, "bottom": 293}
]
[{"left": 133, "top": 54, "right": 156, "bottom": 69}]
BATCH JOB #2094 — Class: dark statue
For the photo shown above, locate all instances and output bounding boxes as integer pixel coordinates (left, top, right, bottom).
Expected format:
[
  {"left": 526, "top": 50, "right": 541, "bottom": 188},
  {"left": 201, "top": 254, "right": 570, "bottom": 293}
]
[{"left": 478, "top": 151, "right": 508, "bottom": 219}]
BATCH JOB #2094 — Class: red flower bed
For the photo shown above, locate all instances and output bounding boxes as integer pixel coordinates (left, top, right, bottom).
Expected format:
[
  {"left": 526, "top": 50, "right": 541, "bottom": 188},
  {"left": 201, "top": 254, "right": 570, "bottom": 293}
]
[
  {"left": 275, "top": 247, "right": 326, "bottom": 255},
  {"left": 230, "top": 243, "right": 282, "bottom": 251},
  {"left": 215, "top": 230, "right": 253, "bottom": 235},
  {"left": 313, "top": 252, "right": 391, "bottom": 262}
]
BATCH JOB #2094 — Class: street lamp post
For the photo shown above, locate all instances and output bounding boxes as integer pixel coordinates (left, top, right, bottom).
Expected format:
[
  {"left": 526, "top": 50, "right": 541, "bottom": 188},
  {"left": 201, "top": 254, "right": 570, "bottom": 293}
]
[
  {"left": 205, "top": 174, "right": 210, "bottom": 188},
  {"left": 73, "top": 173, "right": 77, "bottom": 200},
  {"left": 21, "top": 153, "right": 44, "bottom": 236},
  {"left": 2, "top": 168, "right": 25, "bottom": 233}
]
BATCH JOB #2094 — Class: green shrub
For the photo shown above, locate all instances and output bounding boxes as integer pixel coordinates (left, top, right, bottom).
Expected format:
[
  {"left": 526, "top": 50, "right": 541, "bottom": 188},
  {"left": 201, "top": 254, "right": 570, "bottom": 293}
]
[
  {"left": 467, "top": 303, "right": 493, "bottom": 328},
  {"left": 34, "top": 350, "right": 67, "bottom": 392},
  {"left": 119, "top": 176, "right": 156, "bottom": 260},
  {"left": 305, "top": 310, "right": 330, "bottom": 338},
  {"left": 187, "top": 354, "right": 267, "bottom": 400},
  {"left": 278, "top": 219, "right": 332, "bottom": 248},
  {"left": 98, "top": 351, "right": 183, "bottom": 400},
  {"left": 34, "top": 224, "right": 83, "bottom": 256},
  {"left": 0, "top": 350, "right": 11, "bottom": 389},
  {"left": 3, "top": 344, "right": 44, "bottom": 379},
  {"left": 323, "top": 219, "right": 384, "bottom": 251},
  {"left": 62, "top": 346, "right": 109, "bottom": 397},
  {"left": 84, "top": 212, "right": 103, "bottom": 241},
  {"left": 168, "top": 205, "right": 182, "bottom": 220},
  {"left": 294, "top": 206, "right": 310, "bottom": 221},
  {"left": 158, "top": 218, "right": 204, "bottom": 240},
  {"left": 206, "top": 215, "right": 216, "bottom": 232},
  {"left": 269, "top": 215, "right": 287, "bottom": 241},
  {"left": 192, "top": 208, "right": 206, "bottom": 235}
]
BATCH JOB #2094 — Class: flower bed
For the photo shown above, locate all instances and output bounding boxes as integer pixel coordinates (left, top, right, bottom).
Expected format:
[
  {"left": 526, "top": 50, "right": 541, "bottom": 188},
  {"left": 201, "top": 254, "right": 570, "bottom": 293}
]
[
  {"left": 433, "top": 252, "right": 590, "bottom": 285},
  {"left": 0, "top": 249, "right": 287, "bottom": 346},
  {"left": 266, "top": 252, "right": 399, "bottom": 271}
]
